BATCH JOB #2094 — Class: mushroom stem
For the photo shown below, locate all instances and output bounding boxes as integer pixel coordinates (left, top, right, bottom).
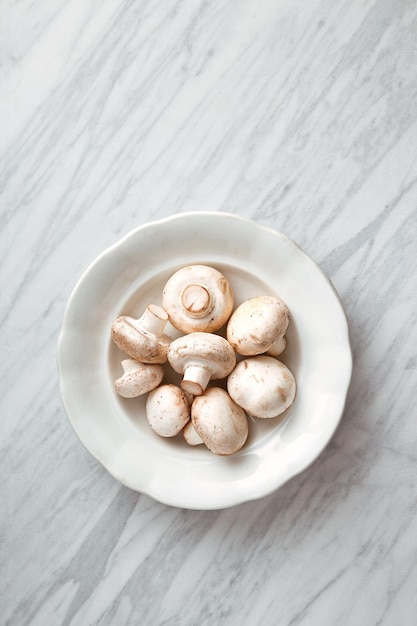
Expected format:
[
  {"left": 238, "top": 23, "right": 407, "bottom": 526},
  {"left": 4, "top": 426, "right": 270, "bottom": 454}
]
[
  {"left": 180, "top": 284, "right": 213, "bottom": 318},
  {"left": 181, "top": 364, "right": 212, "bottom": 396},
  {"left": 121, "top": 358, "right": 142, "bottom": 374},
  {"left": 139, "top": 304, "right": 169, "bottom": 336},
  {"left": 267, "top": 336, "right": 286, "bottom": 357},
  {"left": 183, "top": 420, "right": 204, "bottom": 446}
]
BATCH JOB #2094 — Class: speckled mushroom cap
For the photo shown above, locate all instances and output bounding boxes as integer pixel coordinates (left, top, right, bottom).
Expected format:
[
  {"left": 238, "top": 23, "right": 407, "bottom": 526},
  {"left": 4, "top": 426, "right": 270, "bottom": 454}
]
[
  {"left": 111, "top": 304, "right": 171, "bottom": 363},
  {"left": 226, "top": 296, "right": 289, "bottom": 356},
  {"left": 227, "top": 355, "right": 296, "bottom": 418},
  {"left": 167, "top": 332, "right": 236, "bottom": 396},
  {"left": 162, "top": 265, "right": 234, "bottom": 333},
  {"left": 191, "top": 387, "right": 248, "bottom": 455},
  {"left": 114, "top": 359, "right": 164, "bottom": 398},
  {"left": 146, "top": 384, "right": 190, "bottom": 437}
]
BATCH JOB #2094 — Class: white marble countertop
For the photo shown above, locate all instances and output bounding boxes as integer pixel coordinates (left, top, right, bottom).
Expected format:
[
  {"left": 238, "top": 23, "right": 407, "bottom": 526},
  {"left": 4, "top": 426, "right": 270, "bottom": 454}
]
[{"left": 2, "top": 1, "right": 417, "bottom": 624}]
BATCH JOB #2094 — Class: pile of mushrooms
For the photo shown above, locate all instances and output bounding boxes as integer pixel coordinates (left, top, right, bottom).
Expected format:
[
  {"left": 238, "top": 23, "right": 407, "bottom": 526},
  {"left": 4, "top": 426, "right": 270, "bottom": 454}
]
[{"left": 111, "top": 264, "right": 296, "bottom": 456}]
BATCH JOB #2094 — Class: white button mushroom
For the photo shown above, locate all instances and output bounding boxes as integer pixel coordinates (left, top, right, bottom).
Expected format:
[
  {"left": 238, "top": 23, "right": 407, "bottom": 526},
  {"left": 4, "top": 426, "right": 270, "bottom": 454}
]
[
  {"left": 227, "top": 355, "right": 296, "bottom": 418},
  {"left": 183, "top": 420, "right": 204, "bottom": 446},
  {"left": 146, "top": 384, "right": 191, "bottom": 437},
  {"left": 167, "top": 332, "right": 236, "bottom": 396},
  {"left": 112, "top": 304, "right": 172, "bottom": 363},
  {"left": 191, "top": 388, "right": 248, "bottom": 456},
  {"left": 226, "top": 296, "right": 289, "bottom": 356},
  {"left": 114, "top": 359, "right": 164, "bottom": 398},
  {"left": 162, "top": 265, "right": 234, "bottom": 333}
]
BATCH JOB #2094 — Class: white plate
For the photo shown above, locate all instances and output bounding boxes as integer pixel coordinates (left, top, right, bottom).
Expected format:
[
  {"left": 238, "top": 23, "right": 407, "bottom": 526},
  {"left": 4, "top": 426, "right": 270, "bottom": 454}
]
[{"left": 57, "top": 213, "right": 352, "bottom": 509}]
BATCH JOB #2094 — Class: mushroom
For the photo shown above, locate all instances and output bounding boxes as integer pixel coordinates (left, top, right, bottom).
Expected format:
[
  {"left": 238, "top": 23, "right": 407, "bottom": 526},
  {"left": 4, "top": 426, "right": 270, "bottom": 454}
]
[
  {"left": 226, "top": 296, "right": 289, "bottom": 356},
  {"left": 162, "top": 265, "right": 233, "bottom": 333},
  {"left": 167, "top": 332, "right": 236, "bottom": 396},
  {"left": 146, "top": 384, "right": 190, "bottom": 437},
  {"left": 191, "top": 388, "right": 248, "bottom": 455},
  {"left": 114, "top": 359, "right": 164, "bottom": 398},
  {"left": 183, "top": 420, "right": 204, "bottom": 446},
  {"left": 227, "top": 355, "right": 296, "bottom": 418},
  {"left": 112, "top": 304, "right": 171, "bottom": 363}
]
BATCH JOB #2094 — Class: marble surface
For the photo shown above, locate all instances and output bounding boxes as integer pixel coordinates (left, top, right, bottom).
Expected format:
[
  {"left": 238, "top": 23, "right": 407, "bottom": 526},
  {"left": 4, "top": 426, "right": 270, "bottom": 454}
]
[{"left": 1, "top": 0, "right": 417, "bottom": 624}]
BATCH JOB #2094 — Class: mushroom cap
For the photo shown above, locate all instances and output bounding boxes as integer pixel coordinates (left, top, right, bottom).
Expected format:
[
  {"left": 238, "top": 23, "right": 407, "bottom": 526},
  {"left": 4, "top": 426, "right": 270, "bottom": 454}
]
[
  {"left": 146, "top": 384, "right": 190, "bottom": 437},
  {"left": 114, "top": 359, "right": 164, "bottom": 398},
  {"left": 226, "top": 296, "right": 289, "bottom": 356},
  {"left": 162, "top": 265, "right": 233, "bottom": 333},
  {"left": 191, "top": 388, "right": 248, "bottom": 455},
  {"left": 111, "top": 306, "right": 171, "bottom": 363},
  {"left": 227, "top": 355, "right": 296, "bottom": 418},
  {"left": 167, "top": 332, "right": 236, "bottom": 395}
]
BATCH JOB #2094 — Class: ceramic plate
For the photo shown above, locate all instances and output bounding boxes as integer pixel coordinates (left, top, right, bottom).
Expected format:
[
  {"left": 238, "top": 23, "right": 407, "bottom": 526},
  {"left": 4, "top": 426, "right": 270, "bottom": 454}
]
[{"left": 57, "top": 212, "right": 352, "bottom": 509}]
